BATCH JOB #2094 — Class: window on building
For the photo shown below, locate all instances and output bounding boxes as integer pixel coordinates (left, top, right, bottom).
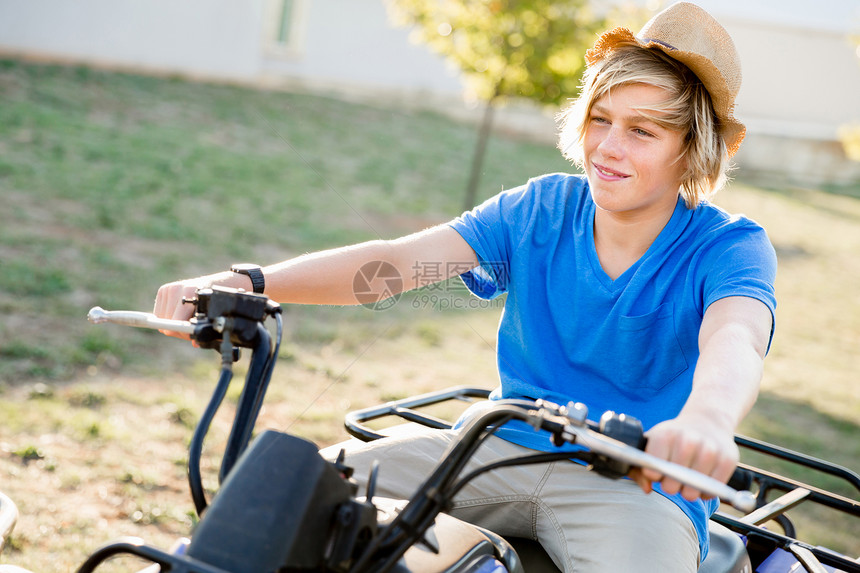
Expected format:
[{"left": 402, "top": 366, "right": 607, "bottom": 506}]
[{"left": 265, "top": 0, "right": 307, "bottom": 58}]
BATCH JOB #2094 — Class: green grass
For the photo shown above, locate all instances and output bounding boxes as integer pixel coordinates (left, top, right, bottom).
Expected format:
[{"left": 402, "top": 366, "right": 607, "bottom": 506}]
[
  {"left": 0, "top": 58, "right": 857, "bottom": 570},
  {"left": 0, "top": 57, "right": 571, "bottom": 384}
]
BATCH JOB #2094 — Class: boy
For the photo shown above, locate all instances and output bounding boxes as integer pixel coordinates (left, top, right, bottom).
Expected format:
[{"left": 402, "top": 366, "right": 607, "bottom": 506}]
[{"left": 154, "top": 3, "right": 776, "bottom": 570}]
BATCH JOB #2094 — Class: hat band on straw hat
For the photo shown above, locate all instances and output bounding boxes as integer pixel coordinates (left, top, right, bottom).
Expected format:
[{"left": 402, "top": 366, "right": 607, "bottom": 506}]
[{"left": 640, "top": 38, "right": 677, "bottom": 51}]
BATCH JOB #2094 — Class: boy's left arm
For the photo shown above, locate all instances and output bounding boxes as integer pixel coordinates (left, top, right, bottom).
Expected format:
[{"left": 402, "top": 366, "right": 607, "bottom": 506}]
[{"left": 631, "top": 295, "right": 774, "bottom": 500}]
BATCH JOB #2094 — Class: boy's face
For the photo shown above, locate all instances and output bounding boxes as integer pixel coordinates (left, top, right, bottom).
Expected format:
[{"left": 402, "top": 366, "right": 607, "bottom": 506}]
[{"left": 583, "top": 83, "right": 687, "bottom": 221}]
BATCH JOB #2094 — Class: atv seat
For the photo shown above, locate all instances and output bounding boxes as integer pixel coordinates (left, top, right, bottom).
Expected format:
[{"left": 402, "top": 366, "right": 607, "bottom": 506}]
[{"left": 699, "top": 521, "right": 750, "bottom": 573}]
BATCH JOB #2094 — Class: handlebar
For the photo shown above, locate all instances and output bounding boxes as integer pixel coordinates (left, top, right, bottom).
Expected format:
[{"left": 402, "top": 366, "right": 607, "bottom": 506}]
[
  {"left": 88, "top": 290, "right": 756, "bottom": 558},
  {"left": 447, "top": 400, "right": 756, "bottom": 512},
  {"left": 89, "top": 286, "right": 281, "bottom": 348},
  {"left": 345, "top": 390, "right": 756, "bottom": 513},
  {"left": 87, "top": 298, "right": 755, "bottom": 514},
  {"left": 88, "top": 287, "right": 283, "bottom": 516}
]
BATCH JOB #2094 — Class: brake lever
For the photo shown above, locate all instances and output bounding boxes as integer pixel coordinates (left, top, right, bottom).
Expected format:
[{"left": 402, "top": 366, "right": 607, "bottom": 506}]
[{"left": 87, "top": 306, "right": 199, "bottom": 335}]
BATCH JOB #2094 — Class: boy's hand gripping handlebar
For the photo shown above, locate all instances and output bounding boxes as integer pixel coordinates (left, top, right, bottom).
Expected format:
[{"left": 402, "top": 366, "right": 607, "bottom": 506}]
[
  {"left": 559, "top": 417, "right": 756, "bottom": 513},
  {"left": 88, "top": 286, "right": 281, "bottom": 350},
  {"left": 528, "top": 400, "right": 756, "bottom": 513}
]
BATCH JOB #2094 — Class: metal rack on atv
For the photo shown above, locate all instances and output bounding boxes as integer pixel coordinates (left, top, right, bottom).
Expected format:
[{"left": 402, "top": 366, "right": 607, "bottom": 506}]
[{"left": 0, "top": 286, "right": 856, "bottom": 573}]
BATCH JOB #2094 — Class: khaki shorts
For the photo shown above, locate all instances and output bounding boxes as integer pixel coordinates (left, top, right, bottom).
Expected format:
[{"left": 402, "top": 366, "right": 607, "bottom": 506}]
[{"left": 321, "top": 425, "right": 699, "bottom": 573}]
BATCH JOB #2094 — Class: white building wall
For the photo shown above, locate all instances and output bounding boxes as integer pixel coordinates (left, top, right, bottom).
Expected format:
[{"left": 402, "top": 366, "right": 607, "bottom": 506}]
[
  {"left": 728, "top": 17, "right": 860, "bottom": 184},
  {"left": 259, "top": 0, "right": 464, "bottom": 100},
  {"left": 722, "top": 13, "right": 860, "bottom": 141},
  {"left": 691, "top": 0, "right": 860, "bottom": 183},
  {"left": 0, "top": 0, "right": 465, "bottom": 96},
  {"left": 0, "top": 0, "right": 265, "bottom": 80}
]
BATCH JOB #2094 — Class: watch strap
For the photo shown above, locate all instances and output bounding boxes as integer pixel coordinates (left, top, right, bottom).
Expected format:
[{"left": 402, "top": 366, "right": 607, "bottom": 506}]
[{"left": 230, "top": 264, "right": 265, "bottom": 294}]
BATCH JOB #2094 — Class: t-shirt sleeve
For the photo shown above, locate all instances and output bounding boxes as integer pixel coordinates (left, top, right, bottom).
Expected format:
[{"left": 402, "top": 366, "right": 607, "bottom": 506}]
[
  {"left": 697, "top": 223, "right": 778, "bottom": 349},
  {"left": 448, "top": 182, "right": 539, "bottom": 299}
]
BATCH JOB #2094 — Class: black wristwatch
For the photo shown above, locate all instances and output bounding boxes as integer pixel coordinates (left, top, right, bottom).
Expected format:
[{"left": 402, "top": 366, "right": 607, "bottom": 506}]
[{"left": 230, "top": 263, "right": 265, "bottom": 294}]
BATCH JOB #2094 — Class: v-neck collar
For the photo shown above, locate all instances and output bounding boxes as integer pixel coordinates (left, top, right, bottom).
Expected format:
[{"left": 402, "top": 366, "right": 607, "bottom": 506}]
[{"left": 585, "top": 195, "right": 690, "bottom": 292}]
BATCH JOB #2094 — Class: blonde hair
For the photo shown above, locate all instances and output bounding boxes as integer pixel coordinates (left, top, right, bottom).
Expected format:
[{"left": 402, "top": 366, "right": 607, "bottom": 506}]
[{"left": 557, "top": 44, "right": 731, "bottom": 208}]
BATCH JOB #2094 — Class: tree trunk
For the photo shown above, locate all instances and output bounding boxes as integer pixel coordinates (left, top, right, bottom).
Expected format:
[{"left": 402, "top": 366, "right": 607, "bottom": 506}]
[{"left": 463, "top": 98, "right": 497, "bottom": 212}]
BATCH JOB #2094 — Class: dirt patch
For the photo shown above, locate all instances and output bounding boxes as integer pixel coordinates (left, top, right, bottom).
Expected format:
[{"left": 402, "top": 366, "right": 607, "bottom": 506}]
[{"left": 0, "top": 377, "right": 198, "bottom": 572}]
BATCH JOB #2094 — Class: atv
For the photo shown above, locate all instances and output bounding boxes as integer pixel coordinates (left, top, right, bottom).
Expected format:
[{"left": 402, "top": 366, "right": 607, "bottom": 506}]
[{"left": 1, "top": 286, "right": 856, "bottom": 572}]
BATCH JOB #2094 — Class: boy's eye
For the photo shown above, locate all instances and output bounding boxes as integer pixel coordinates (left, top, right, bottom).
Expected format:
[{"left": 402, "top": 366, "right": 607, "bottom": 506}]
[
  {"left": 590, "top": 116, "right": 608, "bottom": 124},
  {"left": 634, "top": 128, "right": 653, "bottom": 137}
]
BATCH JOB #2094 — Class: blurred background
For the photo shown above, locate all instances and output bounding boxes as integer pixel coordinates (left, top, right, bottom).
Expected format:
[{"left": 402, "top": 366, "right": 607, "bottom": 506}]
[
  {"left": 0, "top": 1, "right": 857, "bottom": 571},
  {"left": 1, "top": 0, "right": 858, "bottom": 182}
]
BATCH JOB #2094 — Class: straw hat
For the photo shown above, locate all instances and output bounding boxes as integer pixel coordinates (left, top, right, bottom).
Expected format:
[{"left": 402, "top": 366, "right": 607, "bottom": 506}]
[{"left": 585, "top": 2, "right": 745, "bottom": 156}]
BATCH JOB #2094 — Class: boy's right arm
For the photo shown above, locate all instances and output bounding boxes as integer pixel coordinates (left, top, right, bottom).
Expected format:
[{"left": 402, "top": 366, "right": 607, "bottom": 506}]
[{"left": 153, "top": 224, "right": 478, "bottom": 337}]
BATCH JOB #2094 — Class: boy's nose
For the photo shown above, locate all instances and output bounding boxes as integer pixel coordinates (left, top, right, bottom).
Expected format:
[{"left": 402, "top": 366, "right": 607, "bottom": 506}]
[{"left": 596, "top": 127, "right": 624, "bottom": 158}]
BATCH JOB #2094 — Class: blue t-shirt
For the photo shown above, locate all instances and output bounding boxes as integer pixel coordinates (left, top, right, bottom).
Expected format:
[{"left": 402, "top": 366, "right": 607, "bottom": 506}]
[{"left": 448, "top": 172, "right": 777, "bottom": 560}]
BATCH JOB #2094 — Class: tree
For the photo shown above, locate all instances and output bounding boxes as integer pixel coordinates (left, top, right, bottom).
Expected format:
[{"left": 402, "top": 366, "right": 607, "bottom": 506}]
[{"left": 386, "top": 0, "right": 637, "bottom": 210}]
